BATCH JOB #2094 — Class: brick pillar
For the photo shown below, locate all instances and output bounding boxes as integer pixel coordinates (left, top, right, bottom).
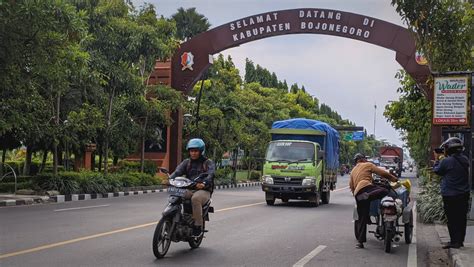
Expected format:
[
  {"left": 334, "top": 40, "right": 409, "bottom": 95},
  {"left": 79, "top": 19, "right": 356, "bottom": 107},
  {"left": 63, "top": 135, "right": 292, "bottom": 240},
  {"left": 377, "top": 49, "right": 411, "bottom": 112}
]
[{"left": 83, "top": 144, "right": 96, "bottom": 170}]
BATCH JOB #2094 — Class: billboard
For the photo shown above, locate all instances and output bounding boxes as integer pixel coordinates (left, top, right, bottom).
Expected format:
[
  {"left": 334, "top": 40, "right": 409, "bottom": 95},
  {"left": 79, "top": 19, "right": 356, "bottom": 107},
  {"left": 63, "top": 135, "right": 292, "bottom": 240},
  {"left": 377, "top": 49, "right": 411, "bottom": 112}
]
[{"left": 433, "top": 76, "right": 469, "bottom": 125}]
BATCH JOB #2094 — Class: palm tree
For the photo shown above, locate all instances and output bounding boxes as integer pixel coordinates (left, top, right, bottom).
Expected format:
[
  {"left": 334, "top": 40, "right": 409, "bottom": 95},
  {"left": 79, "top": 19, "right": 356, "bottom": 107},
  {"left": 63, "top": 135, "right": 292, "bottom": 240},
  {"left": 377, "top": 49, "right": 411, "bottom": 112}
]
[{"left": 171, "top": 7, "right": 211, "bottom": 41}]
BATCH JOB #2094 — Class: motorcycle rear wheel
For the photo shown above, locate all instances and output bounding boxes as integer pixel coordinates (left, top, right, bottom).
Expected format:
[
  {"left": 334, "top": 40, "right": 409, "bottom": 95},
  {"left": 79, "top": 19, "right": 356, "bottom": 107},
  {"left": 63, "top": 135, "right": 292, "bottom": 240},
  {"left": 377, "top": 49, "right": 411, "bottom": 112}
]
[
  {"left": 405, "top": 211, "right": 414, "bottom": 244},
  {"left": 152, "top": 217, "right": 172, "bottom": 259},
  {"left": 384, "top": 221, "right": 393, "bottom": 253},
  {"left": 189, "top": 222, "right": 205, "bottom": 249}
]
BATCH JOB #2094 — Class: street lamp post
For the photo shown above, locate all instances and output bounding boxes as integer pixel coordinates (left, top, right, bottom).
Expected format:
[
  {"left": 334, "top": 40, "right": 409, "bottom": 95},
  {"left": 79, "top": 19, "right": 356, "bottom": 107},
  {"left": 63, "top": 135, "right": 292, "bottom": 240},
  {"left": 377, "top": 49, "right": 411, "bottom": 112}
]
[{"left": 373, "top": 103, "right": 377, "bottom": 137}]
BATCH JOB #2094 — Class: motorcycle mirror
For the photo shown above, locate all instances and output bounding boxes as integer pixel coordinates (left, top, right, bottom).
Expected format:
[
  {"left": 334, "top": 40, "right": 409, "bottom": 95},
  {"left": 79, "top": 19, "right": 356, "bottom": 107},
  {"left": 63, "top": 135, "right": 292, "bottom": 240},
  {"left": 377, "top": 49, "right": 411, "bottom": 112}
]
[{"left": 158, "top": 167, "right": 169, "bottom": 174}]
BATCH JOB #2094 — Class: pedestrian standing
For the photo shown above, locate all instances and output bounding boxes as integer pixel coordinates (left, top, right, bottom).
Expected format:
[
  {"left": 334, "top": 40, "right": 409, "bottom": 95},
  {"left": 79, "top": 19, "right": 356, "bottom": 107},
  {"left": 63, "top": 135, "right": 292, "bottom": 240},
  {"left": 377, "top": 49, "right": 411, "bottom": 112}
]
[{"left": 433, "top": 137, "right": 471, "bottom": 249}]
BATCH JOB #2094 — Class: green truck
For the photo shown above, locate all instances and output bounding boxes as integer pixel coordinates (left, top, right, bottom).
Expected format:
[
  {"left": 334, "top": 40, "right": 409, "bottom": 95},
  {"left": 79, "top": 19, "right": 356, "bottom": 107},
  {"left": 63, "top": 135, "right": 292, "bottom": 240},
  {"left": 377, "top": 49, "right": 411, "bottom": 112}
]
[{"left": 261, "top": 119, "right": 340, "bottom": 206}]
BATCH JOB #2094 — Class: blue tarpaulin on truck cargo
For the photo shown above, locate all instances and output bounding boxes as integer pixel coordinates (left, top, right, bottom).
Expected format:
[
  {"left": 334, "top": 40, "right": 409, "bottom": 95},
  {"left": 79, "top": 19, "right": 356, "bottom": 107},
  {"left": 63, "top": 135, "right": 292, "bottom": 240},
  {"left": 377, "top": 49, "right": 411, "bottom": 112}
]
[{"left": 271, "top": 118, "right": 340, "bottom": 170}]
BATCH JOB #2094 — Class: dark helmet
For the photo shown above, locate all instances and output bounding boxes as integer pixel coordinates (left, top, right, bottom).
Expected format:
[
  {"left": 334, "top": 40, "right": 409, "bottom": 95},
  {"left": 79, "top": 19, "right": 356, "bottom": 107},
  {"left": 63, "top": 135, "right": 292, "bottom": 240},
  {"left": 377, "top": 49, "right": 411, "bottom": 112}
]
[
  {"left": 186, "top": 138, "right": 206, "bottom": 154},
  {"left": 353, "top": 153, "right": 367, "bottom": 164},
  {"left": 441, "top": 137, "right": 464, "bottom": 154}
]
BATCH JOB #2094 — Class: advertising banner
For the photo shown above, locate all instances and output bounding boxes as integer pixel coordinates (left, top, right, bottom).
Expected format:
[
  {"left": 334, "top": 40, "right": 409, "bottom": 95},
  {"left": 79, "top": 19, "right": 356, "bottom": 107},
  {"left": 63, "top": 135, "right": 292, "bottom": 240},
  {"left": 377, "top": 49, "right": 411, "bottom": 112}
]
[{"left": 433, "top": 76, "right": 469, "bottom": 125}]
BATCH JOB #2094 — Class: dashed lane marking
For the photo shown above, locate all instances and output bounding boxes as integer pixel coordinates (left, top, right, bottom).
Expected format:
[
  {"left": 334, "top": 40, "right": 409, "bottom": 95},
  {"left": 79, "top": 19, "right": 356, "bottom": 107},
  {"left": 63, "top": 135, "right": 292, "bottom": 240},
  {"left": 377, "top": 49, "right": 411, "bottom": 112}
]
[
  {"left": 54, "top": 204, "right": 110, "bottom": 212},
  {"left": 293, "top": 245, "right": 327, "bottom": 267},
  {"left": 0, "top": 185, "right": 350, "bottom": 260}
]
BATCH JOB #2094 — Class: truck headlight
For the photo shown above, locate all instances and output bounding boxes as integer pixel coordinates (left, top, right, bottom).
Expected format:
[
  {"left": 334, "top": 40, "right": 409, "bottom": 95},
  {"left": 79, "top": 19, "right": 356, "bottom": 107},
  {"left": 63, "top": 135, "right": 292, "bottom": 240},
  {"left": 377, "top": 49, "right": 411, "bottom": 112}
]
[
  {"left": 302, "top": 176, "right": 316, "bottom": 186},
  {"left": 262, "top": 175, "right": 273, "bottom": 184}
]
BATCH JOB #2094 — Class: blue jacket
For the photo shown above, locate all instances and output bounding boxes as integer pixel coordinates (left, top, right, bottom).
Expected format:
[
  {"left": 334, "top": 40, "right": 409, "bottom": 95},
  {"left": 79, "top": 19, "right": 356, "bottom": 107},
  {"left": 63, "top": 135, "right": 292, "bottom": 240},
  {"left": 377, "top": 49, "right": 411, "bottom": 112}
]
[{"left": 433, "top": 153, "right": 470, "bottom": 196}]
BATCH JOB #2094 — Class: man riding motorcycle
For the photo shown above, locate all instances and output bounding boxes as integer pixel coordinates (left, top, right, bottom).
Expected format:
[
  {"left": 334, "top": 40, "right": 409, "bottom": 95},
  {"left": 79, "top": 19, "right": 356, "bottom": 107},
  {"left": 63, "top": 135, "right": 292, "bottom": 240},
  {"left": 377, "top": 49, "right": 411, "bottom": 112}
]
[
  {"left": 169, "top": 138, "right": 215, "bottom": 237},
  {"left": 350, "top": 153, "right": 398, "bottom": 249}
]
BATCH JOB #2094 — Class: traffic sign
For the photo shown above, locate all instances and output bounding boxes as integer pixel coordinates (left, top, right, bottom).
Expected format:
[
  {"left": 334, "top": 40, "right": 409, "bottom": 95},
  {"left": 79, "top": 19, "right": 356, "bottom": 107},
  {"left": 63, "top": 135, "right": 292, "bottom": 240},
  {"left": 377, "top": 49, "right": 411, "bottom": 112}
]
[{"left": 352, "top": 131, "right": 365, "bottom": 141}]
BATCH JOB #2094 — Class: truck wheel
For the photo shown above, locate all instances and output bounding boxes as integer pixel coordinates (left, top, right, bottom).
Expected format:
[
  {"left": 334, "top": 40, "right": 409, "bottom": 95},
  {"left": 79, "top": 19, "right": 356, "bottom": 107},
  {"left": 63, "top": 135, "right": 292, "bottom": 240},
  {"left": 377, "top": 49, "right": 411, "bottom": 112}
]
[
  {"left": 321, "top": 191, "right": 330, "bottom": 204},
  {"left": 265, "top": 193, "right": 275, "bottom": 206},
  {"left": 308, "top": 193, "right": 320, "bottom": 207}
]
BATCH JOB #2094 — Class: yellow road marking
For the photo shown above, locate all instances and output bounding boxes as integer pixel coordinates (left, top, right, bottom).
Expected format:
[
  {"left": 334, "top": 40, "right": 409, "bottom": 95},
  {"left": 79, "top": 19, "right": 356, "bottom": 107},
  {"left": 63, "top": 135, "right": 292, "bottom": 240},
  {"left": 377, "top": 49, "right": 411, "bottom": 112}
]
[
  {"left": 0, "top": 186, "right": 351, "bottom": 260},
  {"left": 0, "top": 222, "right": 157, "bottom": 260},
  {"left": 0, "top": 201, "right": 264, "bottom": 260}
]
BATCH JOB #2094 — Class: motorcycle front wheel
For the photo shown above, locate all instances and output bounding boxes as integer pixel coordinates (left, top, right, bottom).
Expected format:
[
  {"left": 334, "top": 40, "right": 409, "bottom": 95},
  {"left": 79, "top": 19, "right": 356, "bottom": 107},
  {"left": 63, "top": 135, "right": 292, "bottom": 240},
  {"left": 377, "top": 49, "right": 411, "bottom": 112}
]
[
  {"left": 384, "top": 221, "right": 394, "bottom": 253},
  {"left": 152, "top": 217, "right": 172, "bottom": 259},
  {"left": 188, "top": 222, "right": 205, "bottom": 249}
]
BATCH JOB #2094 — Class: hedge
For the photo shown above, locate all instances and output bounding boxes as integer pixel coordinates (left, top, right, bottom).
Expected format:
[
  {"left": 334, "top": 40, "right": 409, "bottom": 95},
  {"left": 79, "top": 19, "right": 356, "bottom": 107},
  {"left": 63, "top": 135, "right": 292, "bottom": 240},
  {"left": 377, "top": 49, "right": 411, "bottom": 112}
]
[
  {"left": 32, "top": 171, "right": 163, "bottom": 195},
  {"left": 116, "top": 160, "right": 157, "bottom": 176},
  {"left": 0, "top": 182, "right": 33, "bottom": 193}
]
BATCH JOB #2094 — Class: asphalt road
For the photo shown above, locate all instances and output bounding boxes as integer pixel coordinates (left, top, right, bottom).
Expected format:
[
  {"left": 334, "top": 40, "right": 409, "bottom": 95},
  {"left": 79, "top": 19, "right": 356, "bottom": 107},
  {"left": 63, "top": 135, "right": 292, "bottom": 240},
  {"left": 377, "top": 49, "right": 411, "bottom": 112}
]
[{"left": 0, "top": 173, "right": 420, "bottom": 267}]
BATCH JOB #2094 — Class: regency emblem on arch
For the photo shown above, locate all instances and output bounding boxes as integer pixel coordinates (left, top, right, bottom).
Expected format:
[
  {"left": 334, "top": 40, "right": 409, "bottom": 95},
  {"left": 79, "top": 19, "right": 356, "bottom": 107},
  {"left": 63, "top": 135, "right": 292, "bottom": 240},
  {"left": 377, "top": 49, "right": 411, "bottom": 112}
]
[{"left": 181, "top": 52, "right": 194, "bottom": 71}]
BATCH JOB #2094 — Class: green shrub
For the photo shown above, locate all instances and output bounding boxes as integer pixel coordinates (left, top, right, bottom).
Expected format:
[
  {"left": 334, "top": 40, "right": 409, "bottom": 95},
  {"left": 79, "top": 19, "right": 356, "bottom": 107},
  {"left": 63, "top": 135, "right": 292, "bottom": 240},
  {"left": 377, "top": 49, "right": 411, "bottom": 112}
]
[
  {"left": 35, "top": 173, "right": 80, "bottom": 195},
  {"left": 0, "top": 176, "right": 33, "bottom": 183},
  {"left": 418, "top": 180, "right": 446, "bottom": 224},
  {"left": 127, "top": 172, "right": 161, "bottom": 186},
  {"left": 104, "top": 174, "right": 123, "bottom": 192},
  {"left": 250, "top": 170, "right": 261, "bottom": 181},
  {"left": 76, "top": 172, "right": 109, "bottom": 194},
  {"left": 143, "top": 161, "right": 157, "bottom": 176},
  {"left": 117, "top": 160, "right": 157, "bottom": 176},
  {"left": 0, "top": 182, "right": 33, "bottom": 193},
  {"left": 214, "top": 167, "right": 232, "bottom": 185}
]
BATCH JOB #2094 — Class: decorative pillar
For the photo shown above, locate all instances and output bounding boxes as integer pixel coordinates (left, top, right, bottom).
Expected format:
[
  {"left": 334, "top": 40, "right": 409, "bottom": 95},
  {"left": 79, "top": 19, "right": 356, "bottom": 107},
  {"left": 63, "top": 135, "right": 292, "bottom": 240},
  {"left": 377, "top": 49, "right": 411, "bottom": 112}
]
[{"left": 83, "top": 144, "right": 96, "bottom": 170}]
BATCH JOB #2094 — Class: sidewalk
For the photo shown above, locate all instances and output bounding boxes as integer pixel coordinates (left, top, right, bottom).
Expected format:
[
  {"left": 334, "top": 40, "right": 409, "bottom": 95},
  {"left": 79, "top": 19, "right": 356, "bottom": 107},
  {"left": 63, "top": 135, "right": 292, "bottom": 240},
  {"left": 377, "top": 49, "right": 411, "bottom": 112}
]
[{"left": 435, "top": 222, "right": 474, "bottom": 267}]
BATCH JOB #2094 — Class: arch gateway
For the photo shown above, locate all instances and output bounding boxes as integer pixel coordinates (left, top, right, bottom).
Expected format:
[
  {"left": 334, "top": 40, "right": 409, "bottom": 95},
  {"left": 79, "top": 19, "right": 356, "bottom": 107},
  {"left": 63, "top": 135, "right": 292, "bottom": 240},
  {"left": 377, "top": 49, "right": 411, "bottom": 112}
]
[{"left": 147, "top": 8, "right": 433, "bottom": 171}]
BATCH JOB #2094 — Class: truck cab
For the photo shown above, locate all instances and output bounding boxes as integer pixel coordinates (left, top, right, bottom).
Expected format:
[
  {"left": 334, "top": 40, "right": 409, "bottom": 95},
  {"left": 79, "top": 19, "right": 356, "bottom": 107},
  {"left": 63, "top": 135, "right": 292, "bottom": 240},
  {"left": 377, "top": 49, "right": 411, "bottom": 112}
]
[{"left": 261, "top": 120, "right": 339, "bottom": 207}]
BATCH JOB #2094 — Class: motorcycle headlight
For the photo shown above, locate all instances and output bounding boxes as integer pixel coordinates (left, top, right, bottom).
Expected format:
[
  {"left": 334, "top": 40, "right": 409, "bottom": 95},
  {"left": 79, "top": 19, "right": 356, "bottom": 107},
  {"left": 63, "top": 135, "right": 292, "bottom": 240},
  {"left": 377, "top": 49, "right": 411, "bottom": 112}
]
[
  {"left": 262, "top": 175, "right": 273, "bottom": 184},
  {"left": 302, "top": 176, "right": 315, "bottom": 186}
]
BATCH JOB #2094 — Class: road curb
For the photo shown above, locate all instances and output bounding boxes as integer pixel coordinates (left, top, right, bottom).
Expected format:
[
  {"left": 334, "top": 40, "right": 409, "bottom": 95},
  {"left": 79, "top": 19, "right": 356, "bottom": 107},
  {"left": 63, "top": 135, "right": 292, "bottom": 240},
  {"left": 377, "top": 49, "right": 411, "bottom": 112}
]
[
  {"left": 0, "top": 182, "right": 261, "bottom": 206},
  {"left": 434, "top": 223, "right": 474, "bottom": 267},
  {"left": 0, "top": 196, "right": 49, "bottom": 207}
]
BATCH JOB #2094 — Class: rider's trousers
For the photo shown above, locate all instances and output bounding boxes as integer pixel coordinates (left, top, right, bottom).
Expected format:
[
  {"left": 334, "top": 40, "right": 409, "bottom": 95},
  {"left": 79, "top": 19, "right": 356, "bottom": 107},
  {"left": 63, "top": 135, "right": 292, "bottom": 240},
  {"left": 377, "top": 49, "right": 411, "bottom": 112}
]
[
  {"left": 355, "top": 185, "right": 389, "bottom": 243},
  {"left": 190, "top": 190, "right": 211, "bottom": 227}
]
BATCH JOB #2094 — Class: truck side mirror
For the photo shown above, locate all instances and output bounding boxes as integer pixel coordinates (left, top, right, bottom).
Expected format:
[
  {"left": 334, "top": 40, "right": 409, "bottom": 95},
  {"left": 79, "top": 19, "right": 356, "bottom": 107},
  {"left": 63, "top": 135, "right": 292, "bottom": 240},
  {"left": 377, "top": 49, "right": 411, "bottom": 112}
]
[{"left": 318, "top": 151, "right": 325, "bottom": 160}]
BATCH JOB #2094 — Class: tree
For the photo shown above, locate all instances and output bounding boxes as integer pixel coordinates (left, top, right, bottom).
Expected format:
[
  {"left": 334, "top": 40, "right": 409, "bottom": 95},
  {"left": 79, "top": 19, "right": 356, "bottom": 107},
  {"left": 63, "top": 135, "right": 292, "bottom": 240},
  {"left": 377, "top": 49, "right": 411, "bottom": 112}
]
[
  {"left": 387, "top": 0, "right": 474, "bottom": 167},
  {"left": 0, "top": 1, "right": 89, "bottom": 175},
  {"left": 171, "top": 7, "right": 211, "bottom": 41}
]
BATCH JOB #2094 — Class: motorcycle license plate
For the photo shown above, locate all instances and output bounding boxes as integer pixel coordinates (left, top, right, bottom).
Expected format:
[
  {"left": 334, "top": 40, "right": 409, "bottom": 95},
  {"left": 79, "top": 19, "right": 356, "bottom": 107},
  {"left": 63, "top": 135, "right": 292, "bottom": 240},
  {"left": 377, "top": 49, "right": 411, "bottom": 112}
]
[{"left": 168, "top": 187, "right": 187, "bottom": 197}]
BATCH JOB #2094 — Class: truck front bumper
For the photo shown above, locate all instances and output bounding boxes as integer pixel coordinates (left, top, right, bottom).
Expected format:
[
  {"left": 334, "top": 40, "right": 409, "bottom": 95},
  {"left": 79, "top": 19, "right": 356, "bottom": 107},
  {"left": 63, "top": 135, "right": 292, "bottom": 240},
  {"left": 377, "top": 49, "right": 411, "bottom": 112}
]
[{"left": 261, "top": 184, "right": 317, "bottom": 199}]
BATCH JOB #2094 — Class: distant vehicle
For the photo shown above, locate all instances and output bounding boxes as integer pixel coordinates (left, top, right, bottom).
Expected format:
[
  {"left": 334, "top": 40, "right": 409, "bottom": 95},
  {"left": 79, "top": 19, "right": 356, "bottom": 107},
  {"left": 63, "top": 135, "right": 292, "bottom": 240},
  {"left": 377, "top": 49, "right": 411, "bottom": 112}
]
[
  {"left": 379, "top": 146, "right": 403, "bottom": 177},
  {"left": 261, "top": 119, "right": 339, "bottom": 206}
]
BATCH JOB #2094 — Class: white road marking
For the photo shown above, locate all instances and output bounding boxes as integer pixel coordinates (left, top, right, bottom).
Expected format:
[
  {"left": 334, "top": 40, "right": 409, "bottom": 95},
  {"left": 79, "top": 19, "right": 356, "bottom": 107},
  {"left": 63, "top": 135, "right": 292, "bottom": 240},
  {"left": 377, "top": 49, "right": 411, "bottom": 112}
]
[
  {"left": 407, "top": 201, "right": 417, "bottom": 267},
  {"left": 293, "top": 245, "right": 327, "bottom": 267},
  {"left": 333, "top": 186, "right": 349, "bottom": 192},
  {"left": 54, "top": 204, "right": 110, "bottom": 212}
]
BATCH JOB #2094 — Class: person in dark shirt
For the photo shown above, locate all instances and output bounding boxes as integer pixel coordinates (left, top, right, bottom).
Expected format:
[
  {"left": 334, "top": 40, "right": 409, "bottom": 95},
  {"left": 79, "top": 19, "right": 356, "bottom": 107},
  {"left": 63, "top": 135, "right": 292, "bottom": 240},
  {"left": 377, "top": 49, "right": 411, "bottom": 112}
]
[
  {"left": 433, "top": 137, "right": 470, "bottom": 249},
  {"left": 170, "top": 138, "right": 215, "bottom": 237}
]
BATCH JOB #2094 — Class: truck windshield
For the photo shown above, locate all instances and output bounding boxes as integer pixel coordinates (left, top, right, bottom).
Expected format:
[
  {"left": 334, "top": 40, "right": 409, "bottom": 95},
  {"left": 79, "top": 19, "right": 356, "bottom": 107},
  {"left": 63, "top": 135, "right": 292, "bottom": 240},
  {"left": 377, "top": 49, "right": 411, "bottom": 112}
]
[{"left": 265, "top": 141, "right": 315, "bottom": 163}]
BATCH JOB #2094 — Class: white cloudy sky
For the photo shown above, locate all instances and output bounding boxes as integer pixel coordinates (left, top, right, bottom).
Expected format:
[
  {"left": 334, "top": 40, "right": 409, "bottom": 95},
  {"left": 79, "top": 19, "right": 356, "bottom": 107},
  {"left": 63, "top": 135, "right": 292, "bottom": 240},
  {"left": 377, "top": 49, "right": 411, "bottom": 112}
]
[{"left": 133, "top": 0, "right": 408, "bottom": 147}]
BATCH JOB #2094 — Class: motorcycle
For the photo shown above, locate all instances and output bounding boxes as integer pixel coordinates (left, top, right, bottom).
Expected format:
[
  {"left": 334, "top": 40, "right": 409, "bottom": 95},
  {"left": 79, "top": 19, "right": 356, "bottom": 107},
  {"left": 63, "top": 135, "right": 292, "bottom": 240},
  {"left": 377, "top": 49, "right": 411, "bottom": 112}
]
[
  {"left": 353, "top": 175, "right": 413, "bottom": 253},
  {"left": 152, "top": 170, "right": 214, "bottom": 259}
]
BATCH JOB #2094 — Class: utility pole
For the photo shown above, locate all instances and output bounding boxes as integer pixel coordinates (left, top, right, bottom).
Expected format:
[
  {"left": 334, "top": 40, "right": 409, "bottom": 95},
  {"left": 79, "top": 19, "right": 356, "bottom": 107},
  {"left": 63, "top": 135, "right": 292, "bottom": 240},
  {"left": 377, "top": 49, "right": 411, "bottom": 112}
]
[{"left": 373, "top": 103, "right": 377, "bottom": 138}]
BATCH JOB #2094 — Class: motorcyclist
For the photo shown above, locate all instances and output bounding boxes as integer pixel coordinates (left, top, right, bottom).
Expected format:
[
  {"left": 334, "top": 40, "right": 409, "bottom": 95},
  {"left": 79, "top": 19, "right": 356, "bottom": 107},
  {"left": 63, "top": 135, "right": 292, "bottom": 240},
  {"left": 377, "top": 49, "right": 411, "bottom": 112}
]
[
  {"left": 433, "top": 137, "right": 470, "bottom": 249},
  {"left": 349, "top": 153, "right": 398, "bottom": 249},
  {"left": 169, "top": 138, "right": 215, "bottom": 237}
]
